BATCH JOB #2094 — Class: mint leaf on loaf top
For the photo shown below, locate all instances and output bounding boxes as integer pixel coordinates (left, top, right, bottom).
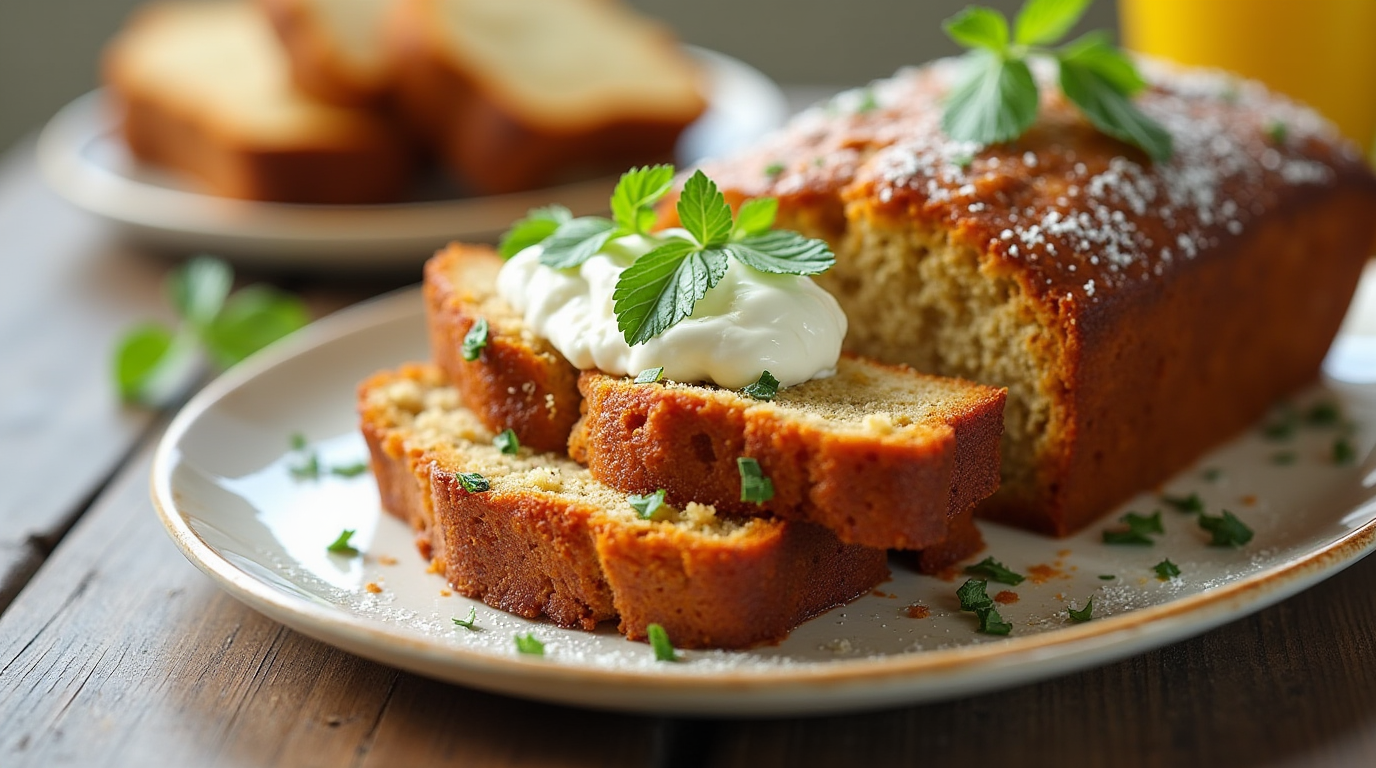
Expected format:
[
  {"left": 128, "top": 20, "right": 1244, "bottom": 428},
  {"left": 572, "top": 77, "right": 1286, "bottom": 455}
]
[{"left": 941, "top": 0, "right": 1173, "bottom": 162}]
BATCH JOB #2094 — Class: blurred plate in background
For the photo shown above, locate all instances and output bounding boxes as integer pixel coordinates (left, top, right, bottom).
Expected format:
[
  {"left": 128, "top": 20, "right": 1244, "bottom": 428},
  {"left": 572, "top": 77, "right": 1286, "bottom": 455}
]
[{"left": 36, "top": 47, "right": 787, "bottom": 271}]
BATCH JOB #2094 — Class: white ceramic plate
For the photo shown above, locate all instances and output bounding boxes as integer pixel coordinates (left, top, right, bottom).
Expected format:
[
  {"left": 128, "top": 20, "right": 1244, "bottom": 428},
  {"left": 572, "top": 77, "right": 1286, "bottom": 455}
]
[
  {"left": 37, "top": 47, "right": 787, "bottom": 270},
  {"left": 151, "top": 275, "right": 1376, "bottom": 717}
]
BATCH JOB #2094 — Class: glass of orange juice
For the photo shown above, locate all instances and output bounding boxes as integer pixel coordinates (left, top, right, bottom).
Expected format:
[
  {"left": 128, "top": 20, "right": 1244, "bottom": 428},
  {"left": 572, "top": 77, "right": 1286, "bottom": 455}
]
[{"left": 1119, "top": 0, "right": 1376, "bottom": 154}]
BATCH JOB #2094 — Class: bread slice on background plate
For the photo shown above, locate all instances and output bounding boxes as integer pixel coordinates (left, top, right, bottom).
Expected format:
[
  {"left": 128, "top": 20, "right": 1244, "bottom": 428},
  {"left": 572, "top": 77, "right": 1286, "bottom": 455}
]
[
  {"left": 387, "top": 0, "right": 708, "bottom": 194},
  {"left": 424, "top": 242, "right": 1006, "bottom": 552},
  {"left": 104, "top": 0, "right": 412, "bottom": 203},
  {"left": 359, "top": 364, "right": 891, "bottom": 649},
  {"left": 258, "top": 0, "right": 395, "bottom": 106}
]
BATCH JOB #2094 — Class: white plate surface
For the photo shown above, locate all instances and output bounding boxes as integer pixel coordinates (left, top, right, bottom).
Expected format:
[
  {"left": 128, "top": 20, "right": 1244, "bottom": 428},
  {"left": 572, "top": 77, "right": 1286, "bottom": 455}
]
[
  {"left": 151, "top": 275, "right": 1376, "bottom": 717},
  {"left": 38, "top": 47, "right": 787, "bottom": 270}
]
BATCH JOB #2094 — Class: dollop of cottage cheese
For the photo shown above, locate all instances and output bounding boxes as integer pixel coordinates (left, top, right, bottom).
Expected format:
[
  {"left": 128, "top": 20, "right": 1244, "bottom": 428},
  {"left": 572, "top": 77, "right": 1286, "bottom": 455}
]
[{"left": 496, "top": 232, "right": 847, "bottom": 389}]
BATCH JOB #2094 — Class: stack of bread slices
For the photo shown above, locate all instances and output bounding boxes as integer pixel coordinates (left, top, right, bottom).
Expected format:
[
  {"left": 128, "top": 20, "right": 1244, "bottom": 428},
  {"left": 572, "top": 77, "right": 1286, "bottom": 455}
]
[
  {"left": 359, "top": 243, "right": 1007, "bottom": 649},
  {"left": 102, "top": 0, "right": 707, "bottom": 202}
]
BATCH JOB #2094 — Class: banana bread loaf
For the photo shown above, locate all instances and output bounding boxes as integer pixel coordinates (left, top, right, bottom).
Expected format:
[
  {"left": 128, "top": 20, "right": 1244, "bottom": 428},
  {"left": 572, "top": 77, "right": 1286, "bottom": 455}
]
[{"left": 685, "top": 60, "right": 1376, "bottom": 536}]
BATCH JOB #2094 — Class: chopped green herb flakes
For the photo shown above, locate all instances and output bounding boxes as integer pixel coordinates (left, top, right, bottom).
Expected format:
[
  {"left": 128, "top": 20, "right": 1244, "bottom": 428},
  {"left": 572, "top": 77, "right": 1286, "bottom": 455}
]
[
  {"left": 1161, "top": 493, "right": 1203, "bottom": 514},
  {"left": 1199, "top": 510, "right": 1253, "bottom": 547},
  {"left": 494, "top": 429, "right": 520, "bottom": 455},
  {"left": 963, "top": 556, "right": 1025, "bottom": 586},
  {"left": 457, "top": 472, "right": 491, "bottom": 493},
  {"left": 737, "top": 457, "right": 774, "bottom": 504},
  {"left": 628, "top": 489, "right": 669, "bottom": 520},
  {"left": 461, "top": 318, "right": 489, "bottom": 362},
  {"left": 1334, "top": 437, "right": 1357, "bottom": 465},
  {"left": 1098, "top": 574, "right": 1116, "bottom": 581},
  {"left": 452, "top": 607, "right": 479, "bottom": 631},
  {"left": 514, "top": 633, "right": 545, "bottom": 656},
  {"left": 763, "top": 162, "right": 785, "bottom": 178},
  {"left": 956, "top": 579, "right": 1010, "bottom": 635},
  {"left": 741, "top": 370, "right": 780, "bottom": 401},
  {"left": 329, "top": 462, "right": 369, "bottom": 478},
  {"left": 1102, "top": 510, "right": 1163, "bottom": 545},
  {"left": 1153, "top": 558, "right": 1181, "bottom": 580},
  {"left": 1067, "top": 597, "right": 1094, "bottom": 623},
  {"left": 327, "top": 529, "right": 359, "bottom": 556},
  {"left": 634, "top": 366, "right": 665, "bottom": 384},
  {"left": 647, "top": 623, "right": 678, "bottom": 661}
]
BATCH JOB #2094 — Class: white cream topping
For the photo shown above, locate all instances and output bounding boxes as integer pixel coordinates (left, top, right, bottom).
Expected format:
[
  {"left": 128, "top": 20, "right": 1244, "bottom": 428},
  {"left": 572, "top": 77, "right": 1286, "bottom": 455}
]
[{"left": 495, "top": 231, "right": 847, "bottom": 389}]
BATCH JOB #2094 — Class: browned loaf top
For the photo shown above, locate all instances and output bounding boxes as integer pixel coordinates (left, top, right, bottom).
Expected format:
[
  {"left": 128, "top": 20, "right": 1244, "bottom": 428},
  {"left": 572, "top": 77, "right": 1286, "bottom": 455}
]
[
  {"left": 358, "top": 364, "right": 889, "bottom": 649},
  {"left": 258, "top": 0, "right": 394, "bottom": 107},
  {"left": 104, "top": 1, "right": 413, "bottom": 204},
  {"left": 679, "top": 59, "right": 1376, "bottom": 536},
  {"left": 569, "top": 364, "right": 1004, "bottom": 550},
  {"left": 426, "top": 243, "right": 1005, "bottom": 551}
]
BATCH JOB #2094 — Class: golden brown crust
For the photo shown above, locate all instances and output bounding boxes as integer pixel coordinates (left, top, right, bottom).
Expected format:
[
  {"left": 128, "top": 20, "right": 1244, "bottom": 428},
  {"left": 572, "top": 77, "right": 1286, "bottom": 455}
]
[
  {"left": 686, "top": 61, "right": 1376, "bottom": 536},
  {"left": 424, "top": 244, "right": 582, "bottom": 453},
  {"left": 385, "top": 0, "right": 705, "bottom": 195},
  {"left": 104, "top": 1, "right": 413, "bottom": 204},
  {"left": 358, "top": 364, "right": 889, "bottom": 648},
  {"left": 257, "top": 0, "right": 391, "bottom": 107},
  {"left": 569, "top": 365, "right": 1005, "bottom": 550}
]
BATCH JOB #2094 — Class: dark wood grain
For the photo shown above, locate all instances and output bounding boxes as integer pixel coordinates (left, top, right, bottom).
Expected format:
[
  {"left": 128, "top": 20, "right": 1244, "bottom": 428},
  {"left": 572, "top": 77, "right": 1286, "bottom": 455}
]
[{"left": 0, "top": 439, "right": 661, "bottom": 768}]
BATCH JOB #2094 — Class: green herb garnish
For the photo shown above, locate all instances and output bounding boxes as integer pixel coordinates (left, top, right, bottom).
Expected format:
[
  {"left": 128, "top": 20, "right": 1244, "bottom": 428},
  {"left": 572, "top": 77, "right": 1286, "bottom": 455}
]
[
  {"left": 289, "top": 449, "right": 321, "bottom": 481},
  {"left": 963, "top": 556, "right": 1026, "bottom": 585},
  {"left": 1102, "top": 510, "right": 1163, "bottom": 545},
  {"left": 330, "top": 462, "right": 369, "bottom": 478},
  {"left": 763, "top": 162, "right": 785, "bottom": 178},
  {"left": 494, "top": 429, "right": 520, "bottom": 455},
  {"left": 452, "top": 607, "right": 480, "bottom": 631},
  {"left": 1067, "top": 597, "right": 1094, "bottom": 622},
  {"left": 941, "top": 0, "right": 1172, "bottom": 161},
  {"left": 457, "top": 472, "right": 491, "bottom": 493},
  {"left": 327, "top": 529, "right": 359, "bottom": 556},
  {"left": 647, "top": 623, "right": 678, "bottom": 661},
  {"left": 1198, "top": 510, "right": 1254, "bottom": 547},
  {"left": 1153, "top": 558, "right": 1181, "bottom": 580},
  {"left": 461, "top": 318, "right": 489, "bottom": 362},
  {"left": 1265, "top": 119, "right": 1288, "bottom": 145},
  {"left": 114, "top": 256, "right": 309, "bottom": 407},
  {"left": 1161, "top": 493, "right": 1203, "bottom": 514},
  {"left": 514, "top": 633, "right": 545, "bottom": 656},
  {"left": 737, "top": 457, "right": 775, "bottom": 505},
  {"left": 628, "top": 489, "right": 669, "bottom": 520},
  {"left": 956, "top": 578, "right": 994, "bottom": 611},
  {"left": 1305, "top": 400, "right": 1341, "bottom": 427},
  {"left": 1334, "top": 436, "right": 1357, "bottom": 465},
  {"left": 1098, "top": 574, "right": 1116, "bottom": 580},
  {"left": 741, "top": 370, "right": 781, "bottom": 401},
  {"left": 497, "top": 205, "right": 571, "bottom": 259},
  {"left": 975, "top": 606, "right": 1013, "bottom": 635},
  {"left": 612, "top": 170, "right": 834, "bottom": 346},
  {"left": 634, "top": 367, "right": 665, "bottom": 384},
  {"left": 1262, "top": 407, "right": 1298, "bottom": 440}
]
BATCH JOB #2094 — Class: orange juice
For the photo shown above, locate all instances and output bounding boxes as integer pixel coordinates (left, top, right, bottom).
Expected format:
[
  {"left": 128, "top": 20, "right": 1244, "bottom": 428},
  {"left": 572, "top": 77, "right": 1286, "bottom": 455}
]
[{"left": 1119, "top": 0, "right": 1376, "bottom": 152}]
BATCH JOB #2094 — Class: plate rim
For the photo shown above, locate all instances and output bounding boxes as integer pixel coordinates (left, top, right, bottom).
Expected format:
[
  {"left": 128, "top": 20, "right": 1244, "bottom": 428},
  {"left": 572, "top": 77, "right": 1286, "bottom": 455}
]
[{"left": 149, "top": 288, "right": 1376, "bottom": 713}]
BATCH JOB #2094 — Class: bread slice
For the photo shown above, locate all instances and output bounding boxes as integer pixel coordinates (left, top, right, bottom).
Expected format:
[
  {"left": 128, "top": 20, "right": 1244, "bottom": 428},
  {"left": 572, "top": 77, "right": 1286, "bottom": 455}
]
[
  {"left": 258, "top": 0, "right": 395, "bottom": 106},
  {"left": 426, "top": 242, "right": 1005, "bottom": 550},
  {"left": 387, "top": 0, "right": 707, "bottom": 194},
  {"left": 359, "top": 364, "right": 890, "bottom": 648},
  {"left": 104, "top": 1, "right": 412, "bottom": 203}
]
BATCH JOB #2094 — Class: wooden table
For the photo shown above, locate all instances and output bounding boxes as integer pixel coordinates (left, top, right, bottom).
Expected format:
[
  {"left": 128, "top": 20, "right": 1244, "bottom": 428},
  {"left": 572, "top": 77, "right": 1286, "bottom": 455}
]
[{"left": 5, "top": 128, "right": 1376, "bottom": 768}]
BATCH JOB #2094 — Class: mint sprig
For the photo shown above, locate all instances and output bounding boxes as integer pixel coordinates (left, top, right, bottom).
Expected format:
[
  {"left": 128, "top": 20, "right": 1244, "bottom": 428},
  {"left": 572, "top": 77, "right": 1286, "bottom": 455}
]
[
  {"left": 497, "top": 205, "right": 570, "bottom": 259},
  {"left": 941, "top": 0, "right": 1173, "bottom": 162},
  {"left": 612, "top": 170, "right": 834, "bottom": 346},
  {"left": 114, "top": 255, "right": 309, "bottom": 407}
]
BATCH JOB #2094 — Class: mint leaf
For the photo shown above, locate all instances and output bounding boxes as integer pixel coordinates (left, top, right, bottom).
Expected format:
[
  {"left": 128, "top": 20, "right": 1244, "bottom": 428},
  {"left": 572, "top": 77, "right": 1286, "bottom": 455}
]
[
  {"left": 612, "top": 239, "right": 728, "bottom": 346},
  {"left": 677, "top": 171, "right": 733, "bottom": 248},
  {"left": 943, "top": 7, "right": 1010, "bottom": 52},
  {"left": 169, "top": 255, "right": 232, "bottom": 328},
  {"left": 647, "top": 623, "right": 678, "bottom": 661},
  {"left": 327, "top": 529, "right": 359, "bottom": 556},
  {"left": 1334, "top": 436, "right": 1357, "bottom": 465},
  {"left": 1014, "top": 0, "right": 1092, "bottom": 46},
  {"left": 1058, "top": 31, "right": 1146, "bottom": 94},
  {"left": 461, "top": 318, "right": 488, "bottom": 362},
  {"left": 1059, "top": 59, "right": 1173, "bottom": 162},
  {"left": 634, "top": 366, "right": 664, "bottom": 383},
  {"left": 726, "top": 231, "right": 835, "bottom": 276},
  {"left": 539, "top": 217, "right": 617, "bottom": 269},
  {"left": 942, "top": 51, "right": 1039, "bottom": 145},
  {"left": 963, "top": 556, "right": 1026, "bottom": 586},
  {"left": 957, "top": 579, "right": 994, "bottom": 611},
  {"left": 203, "top": 285, "right": 309, "bottom": 368},
  {"left": 1153, "top": 558, "right": 1181, "bottom": 580},
  {"left": 1102, "top": 510, "right": 1163, "bottom": 545},
  {"left": 457, "top": 472, "right": 490, "bottom": 493},
  {"left": 114, "top": 322, "right": 177, "bottom": 404},
  {"left": 498, "top": 205, "right": 571, "bottom": 259},
  {"left": 628, "top": 489, "right": 668, "bottom": 520},
  {"left": 1161, "top": 492, "right": 1203, "bottom": 514},
  {"left": 737, "top": 457, "right": 774, "bottom": 504},
  {"left": 731, "top": 198, "right": 778, "bottom": 239},
  {"left": 975, "top": 606, "right": 1013, "bottom": 635},
  {"left": 741, "top": 370, "right": 780, "bottom": 401},
  {"left": 514, "top": 633, "right": 545, "bottom": 656},
  {"left": 610, "top": 165, "right": 675, "bottom": 235}
]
